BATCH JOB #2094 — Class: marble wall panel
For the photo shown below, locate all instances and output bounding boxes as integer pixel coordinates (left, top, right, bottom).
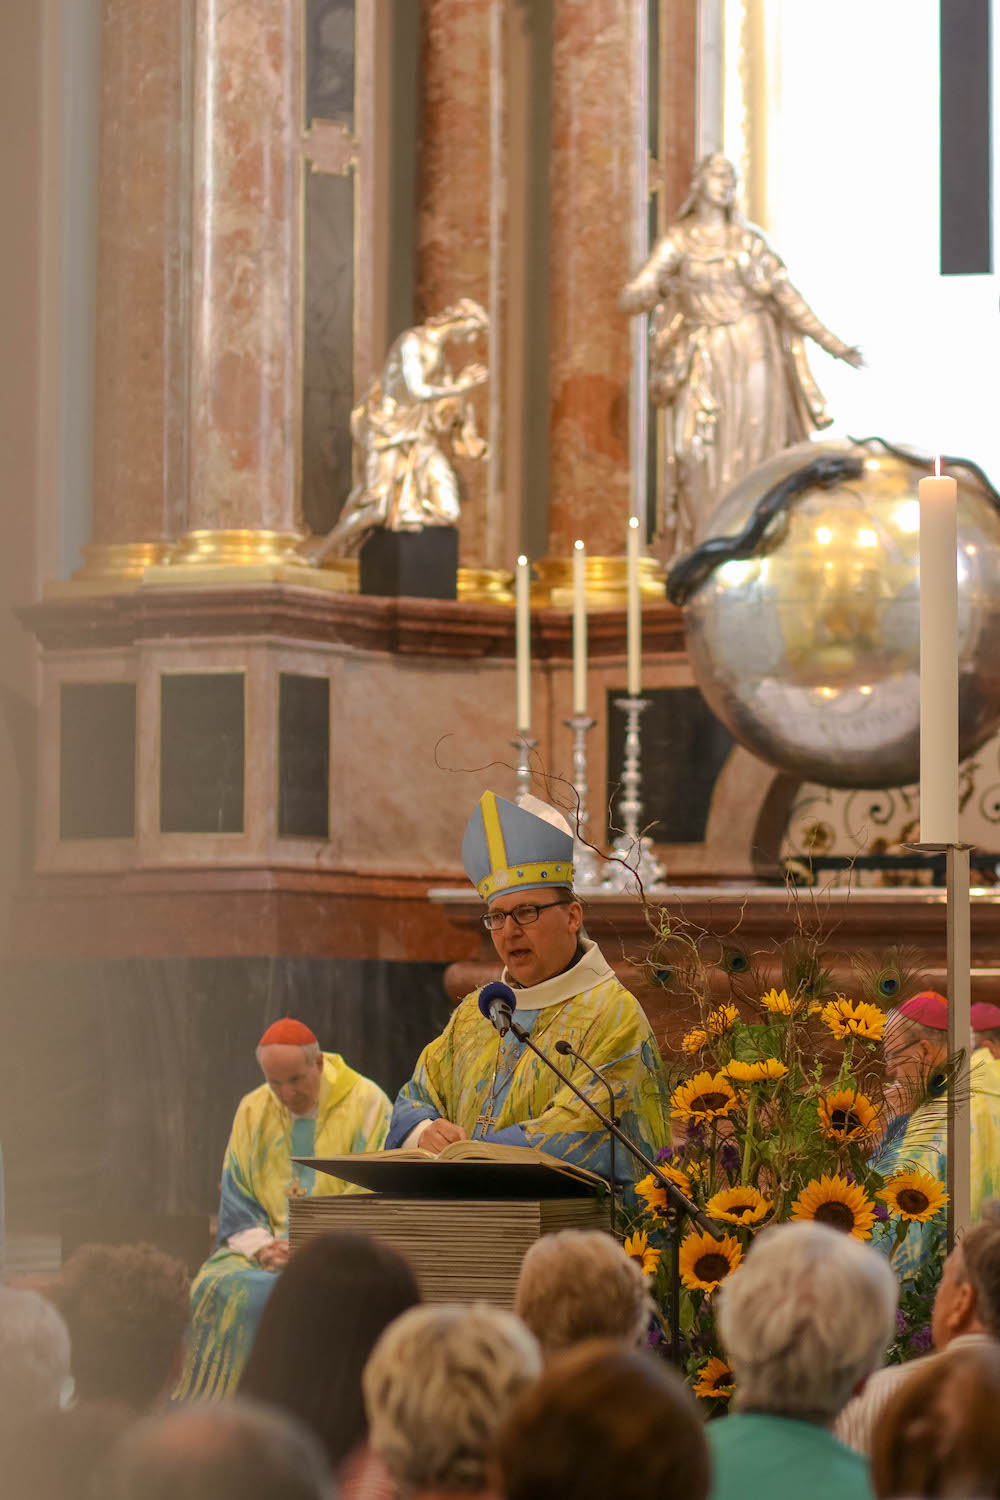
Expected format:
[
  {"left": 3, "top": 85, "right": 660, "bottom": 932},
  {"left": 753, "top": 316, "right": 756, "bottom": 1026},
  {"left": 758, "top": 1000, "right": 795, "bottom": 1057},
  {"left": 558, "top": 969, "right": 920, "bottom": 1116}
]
[{"left": 301, "top": 170, "right": 356, "bottom": 537}]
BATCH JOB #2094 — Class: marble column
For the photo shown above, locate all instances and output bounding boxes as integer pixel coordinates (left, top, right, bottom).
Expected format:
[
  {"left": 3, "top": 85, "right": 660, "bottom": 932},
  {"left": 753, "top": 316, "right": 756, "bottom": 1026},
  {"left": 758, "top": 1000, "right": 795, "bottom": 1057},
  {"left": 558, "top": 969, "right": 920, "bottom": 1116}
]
[
  {"left": 545, "top": 0, "right": 633, "bottom": 561},
  {"left": 415, "top": 0, "right": 493, "bottom": 571},
  {"left": 81, "top": 0, "right": 190, "bottom": 582},
  {"left": 177, "top": 0, "right": 302, "bottom": 557}
]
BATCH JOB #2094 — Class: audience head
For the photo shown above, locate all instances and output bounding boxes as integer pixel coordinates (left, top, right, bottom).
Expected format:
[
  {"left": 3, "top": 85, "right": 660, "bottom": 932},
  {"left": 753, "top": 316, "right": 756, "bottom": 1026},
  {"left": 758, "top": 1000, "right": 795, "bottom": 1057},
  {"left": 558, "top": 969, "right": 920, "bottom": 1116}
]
[
  {"left": 495, "top": 1339, "right": 710, "bottom": 1500},
  {"left": 50, "top": 1241, "right": 190, "bottom": 1411},
  {"left": 256, "top": 1018, "right": 324, "bottom": 1115},
  {"left": 7, "top": 1399, "right": 134, "bottom": 1500},
  {"left": 884, "top": 994, "right": 948, "bottom": 1086},
  {"left": 514, "top": 1229, "right": 652, "bottom": 1359},
  {"left": 872, "top": 1342, "right": 1000, "bottom": 1498},
  {"left": 101, "top": 1399, "right": 330, "bottom": 1500},
  {"left": 363, "top": 1303, "right": 541, "bottom": 1496},
  {"left": 932, "top": 1217, "right": 1000, "bottom": 1347},
  {"left": 972, "top": 1000, "right": 1000, "bottom": 1059},
  {"left": 717, "top": 1220, "right": 897, "bottom": 1423},
  {"left": 0, "top": 1288, "right": 71, "bottom": 1441},
  {"left": 240, "top": 1229, "right": 421, "bottom": 1470}
]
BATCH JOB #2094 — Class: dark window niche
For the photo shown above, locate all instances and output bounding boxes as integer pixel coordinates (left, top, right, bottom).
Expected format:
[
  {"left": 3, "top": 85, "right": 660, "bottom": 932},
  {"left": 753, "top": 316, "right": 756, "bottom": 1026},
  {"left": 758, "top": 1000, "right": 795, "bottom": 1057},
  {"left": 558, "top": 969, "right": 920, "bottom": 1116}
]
[
  {"left": 606, "top": 686, "right": 735, "bottom": 845},
  {"left": 59, "top": 682, "right": 136, "bottom": 840},
  {"left": 160, "top": 674, "right": 245, "bottom": 835},
  {"left": 278, "top": 674, "right": 331, "bottom": 839}
]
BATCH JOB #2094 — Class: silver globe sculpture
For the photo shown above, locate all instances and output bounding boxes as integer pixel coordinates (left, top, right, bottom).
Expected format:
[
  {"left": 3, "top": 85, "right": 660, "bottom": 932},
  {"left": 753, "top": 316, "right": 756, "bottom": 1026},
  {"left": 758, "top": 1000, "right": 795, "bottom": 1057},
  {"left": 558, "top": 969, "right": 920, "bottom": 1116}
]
[{"left": 676, "top": 440, "right": 1000, "bottom": 789}]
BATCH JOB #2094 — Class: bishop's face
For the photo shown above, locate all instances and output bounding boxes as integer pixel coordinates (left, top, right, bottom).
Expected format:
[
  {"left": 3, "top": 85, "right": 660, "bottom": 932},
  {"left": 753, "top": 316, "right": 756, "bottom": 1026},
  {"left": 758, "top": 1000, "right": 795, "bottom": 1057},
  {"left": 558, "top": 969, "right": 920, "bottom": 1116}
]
[
  {"left": 258, "top": 1044, "right": 324, "bottom": 1115},
  {"left": 487, "top": 888, "right": 582, "bottom": 988}
]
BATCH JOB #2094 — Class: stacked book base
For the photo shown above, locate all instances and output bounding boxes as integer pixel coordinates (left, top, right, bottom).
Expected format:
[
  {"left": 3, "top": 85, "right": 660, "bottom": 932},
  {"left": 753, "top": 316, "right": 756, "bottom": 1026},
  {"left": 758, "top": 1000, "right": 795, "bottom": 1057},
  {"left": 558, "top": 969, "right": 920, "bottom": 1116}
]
[{"left": 289, "top": 1195, "right": 610, "bottom": 1307}]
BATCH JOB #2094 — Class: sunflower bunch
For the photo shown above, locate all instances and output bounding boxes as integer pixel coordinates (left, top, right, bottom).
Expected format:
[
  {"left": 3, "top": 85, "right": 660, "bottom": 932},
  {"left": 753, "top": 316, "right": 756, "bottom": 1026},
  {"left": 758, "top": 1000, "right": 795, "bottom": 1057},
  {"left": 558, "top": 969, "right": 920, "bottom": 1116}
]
[{"left": 623, "top": 978, "right": 949, "bottom": 1411}]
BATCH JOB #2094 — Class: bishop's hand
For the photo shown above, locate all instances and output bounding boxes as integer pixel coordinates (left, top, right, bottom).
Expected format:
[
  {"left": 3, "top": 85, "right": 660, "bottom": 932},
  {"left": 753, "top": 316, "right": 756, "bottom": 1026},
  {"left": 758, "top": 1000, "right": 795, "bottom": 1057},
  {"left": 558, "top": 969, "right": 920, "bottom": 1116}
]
[{"left": 421, "top": 1119, "right": 469, "bottom": 1155}]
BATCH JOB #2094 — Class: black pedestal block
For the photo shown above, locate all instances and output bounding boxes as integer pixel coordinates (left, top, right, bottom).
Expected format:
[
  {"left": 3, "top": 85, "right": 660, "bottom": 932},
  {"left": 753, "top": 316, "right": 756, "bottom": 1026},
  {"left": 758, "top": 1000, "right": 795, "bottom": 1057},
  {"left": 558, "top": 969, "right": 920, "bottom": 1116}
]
[{"left": 360, "top": 527, "right": 459, "bottom": 599}]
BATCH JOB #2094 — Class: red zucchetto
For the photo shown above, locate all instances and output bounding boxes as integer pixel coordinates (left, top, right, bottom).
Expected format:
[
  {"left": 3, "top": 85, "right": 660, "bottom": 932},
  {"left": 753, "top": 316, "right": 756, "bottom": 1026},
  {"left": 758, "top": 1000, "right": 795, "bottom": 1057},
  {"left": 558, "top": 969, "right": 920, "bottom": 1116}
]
[
  {"left": 898, "top": 991, "right": 949, "bottom": 1030},
  {"left": 258, "top": 1018, "right": 318, "bottom": 1048},
  {"left": 972, "top": 1002, "right": 1000, "bottom": 1030}
]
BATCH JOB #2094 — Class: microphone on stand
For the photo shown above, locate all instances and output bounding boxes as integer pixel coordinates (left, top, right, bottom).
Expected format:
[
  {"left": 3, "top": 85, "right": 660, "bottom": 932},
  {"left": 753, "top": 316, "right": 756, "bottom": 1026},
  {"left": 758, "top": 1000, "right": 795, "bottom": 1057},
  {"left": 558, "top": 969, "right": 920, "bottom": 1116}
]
[
  {"left": 554, "top": 1040, "right": 617, "bottom": 1236},
  {"left": 478, "top": 980, "right": 516, "bottom": 1037}
]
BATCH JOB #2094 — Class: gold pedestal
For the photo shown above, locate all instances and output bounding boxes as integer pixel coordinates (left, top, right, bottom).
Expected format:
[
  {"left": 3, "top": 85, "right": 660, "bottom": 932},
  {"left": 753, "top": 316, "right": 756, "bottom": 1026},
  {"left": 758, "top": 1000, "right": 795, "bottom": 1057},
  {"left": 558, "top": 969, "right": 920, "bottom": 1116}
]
[
  {"left": 531, "top": 554, "right": 665, "bottom": 608},
  {"left": 141, "top": 529, "right": 357, "bottom": 592},
  {"left": 44, "top": 541, "right": 173, "bottom": 596},
  {"left": 310, "top": 558, "right": 515, "bottom": 605}
]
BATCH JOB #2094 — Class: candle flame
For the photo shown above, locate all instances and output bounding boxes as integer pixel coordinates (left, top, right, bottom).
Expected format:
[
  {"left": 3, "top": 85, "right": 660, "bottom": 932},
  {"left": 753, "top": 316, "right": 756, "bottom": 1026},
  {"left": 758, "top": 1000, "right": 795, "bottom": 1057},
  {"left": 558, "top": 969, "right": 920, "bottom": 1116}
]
[
  {"left": 574, "top": 539, "right": 585, "bottom": 551},
  {"left": 517, "top": 554, "right": 527, "bottom": 567},
  {"left": 934, "top": 455, "right": 942, "bottom": 478},
  {"left": 628, "top": 516, "right": 640, "bottom": 530}
]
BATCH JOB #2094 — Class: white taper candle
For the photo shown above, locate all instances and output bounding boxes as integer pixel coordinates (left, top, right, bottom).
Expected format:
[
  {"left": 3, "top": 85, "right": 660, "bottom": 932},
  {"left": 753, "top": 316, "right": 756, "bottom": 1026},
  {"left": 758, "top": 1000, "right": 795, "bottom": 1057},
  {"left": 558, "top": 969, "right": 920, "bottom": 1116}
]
[
  {"left": 515, "top": 555, "right": 531, "bottom": 732},
  {"left": 919, "top": 461, "right": 959, "bottom": 845},
  {"left": 572, "top": 540, "right": 587, "bottom": 715},
  {"left": 627, "top": 516, "right": 642, "bottom": 695}
]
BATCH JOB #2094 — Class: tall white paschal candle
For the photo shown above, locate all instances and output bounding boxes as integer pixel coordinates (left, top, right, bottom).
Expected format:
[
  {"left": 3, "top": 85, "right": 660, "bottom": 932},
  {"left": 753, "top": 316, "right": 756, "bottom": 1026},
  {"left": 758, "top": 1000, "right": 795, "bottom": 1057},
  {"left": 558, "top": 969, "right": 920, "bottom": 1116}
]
[
  {"left": 626, "top": 516, "right": 642, "bottom": 695},
  {"left": 573, "top": 540, "right": 587, "bottom": 714},
  {"left": 919, "top": 460, "right": 959, "bottom": 844},
  {"left": 515, "top": 555, "right": 531, "bottom": 732}
]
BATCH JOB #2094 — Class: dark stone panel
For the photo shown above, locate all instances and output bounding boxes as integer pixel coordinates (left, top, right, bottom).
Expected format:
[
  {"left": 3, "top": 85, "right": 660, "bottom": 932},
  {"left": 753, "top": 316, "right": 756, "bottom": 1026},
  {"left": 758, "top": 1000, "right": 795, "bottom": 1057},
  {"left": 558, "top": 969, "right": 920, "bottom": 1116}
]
[
  {"left": 278, "top": 674, "right": 330, "bottom": 839},
  {"left": 0, "top": 956, "right": 452, "bottom": 1232},
  {"left": 160, "top": 673, "right": 245, "bottom": 834},
  {"left": 940, "top": 0, "right": 992, "bottom": 275},
  {"left": 59, "top": 682, "right": 136, "bottom": 839},
  {"left": 606, "top": 685, "right": 734, "bottom": 845},
  {"left": 305, "top": 0, "right": 355, "bottom": 128}
]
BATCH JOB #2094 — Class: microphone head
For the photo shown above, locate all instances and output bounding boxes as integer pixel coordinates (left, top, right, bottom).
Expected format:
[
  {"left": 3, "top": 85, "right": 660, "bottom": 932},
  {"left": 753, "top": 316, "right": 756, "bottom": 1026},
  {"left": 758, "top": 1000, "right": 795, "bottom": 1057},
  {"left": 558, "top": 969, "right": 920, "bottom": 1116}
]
[
  {"left": 478, "top": 980, "right": 517, "bottom": 1020},
  {"left": 553, "top": 1040, "right": 573, "bottom": 1055}
]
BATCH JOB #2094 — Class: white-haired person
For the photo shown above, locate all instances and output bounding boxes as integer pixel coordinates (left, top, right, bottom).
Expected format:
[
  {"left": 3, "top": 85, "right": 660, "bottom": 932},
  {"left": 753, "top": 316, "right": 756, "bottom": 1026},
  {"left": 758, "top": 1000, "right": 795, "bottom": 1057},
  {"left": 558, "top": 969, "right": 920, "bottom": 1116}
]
[
  {"left": 177, "top": 1017, "right": 392, "bottom": 1401},
  {"left": 0, "top": 1287, "right": 72, "bottom": 1453},
  {"left": 363, "top": 1304, "right": 541, "bottom": 1499},
  {"left": 709, "top": 1221, "right": 897, "bottom": 1500},
  {"left": 514, "top": 1229, "right": 653, "bottom": 1361}
]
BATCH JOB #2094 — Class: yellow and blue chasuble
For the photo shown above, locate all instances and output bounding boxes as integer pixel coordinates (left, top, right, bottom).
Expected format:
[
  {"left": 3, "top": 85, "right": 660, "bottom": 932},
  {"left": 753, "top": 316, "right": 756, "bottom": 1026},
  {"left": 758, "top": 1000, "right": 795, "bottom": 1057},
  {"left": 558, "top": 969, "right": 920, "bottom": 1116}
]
[
  {"left": 176, "top": 1052, "right": 391, "bottom": 1401},
  {"left": 875, "top": 1047, "right": 1000, "bottom": 1281},
  {"left": 386, "top": 940, "right": 669, "bottom": 1184}
]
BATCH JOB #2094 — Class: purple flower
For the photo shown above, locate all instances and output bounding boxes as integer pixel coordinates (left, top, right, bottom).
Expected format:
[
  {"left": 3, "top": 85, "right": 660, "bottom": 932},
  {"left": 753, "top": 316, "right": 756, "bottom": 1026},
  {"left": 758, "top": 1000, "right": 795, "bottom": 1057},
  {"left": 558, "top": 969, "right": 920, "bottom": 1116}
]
[
  {"left": 646, "top": 1323, "right": 664, "bottom": 1348},
  {"left": 911, "top": 1325, "right": 933, "bottom": 1354},
  {"left": 874, "top": 1204, "right": 890, "bottom": 1222},
  {"left": 655, "top": 1146, "right": 675, "bottom": 1163},
  {"left": 843, "top": 1170, "right": 856, "bottom": 1185},
  {"left": 895, "top": 1310, "right": 909, "bottom": 1337},
  {"left": 686, "top": 1122, "right": 706, "bottom": 1147},
  {"left": 720, "top": 1142, "right": 741, "bottom": 1174}
]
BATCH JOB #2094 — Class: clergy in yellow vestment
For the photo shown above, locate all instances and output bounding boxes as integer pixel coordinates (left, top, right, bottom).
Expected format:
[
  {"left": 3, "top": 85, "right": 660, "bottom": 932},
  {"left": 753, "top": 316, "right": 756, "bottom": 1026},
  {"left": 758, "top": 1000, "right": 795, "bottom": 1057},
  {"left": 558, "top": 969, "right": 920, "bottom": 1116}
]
[
  {"left": 386, "top": 794, "right": 669, "bottom": 1181},
  {"left": 176, "top": 1019, "right": 391, "bottom": 1401}
]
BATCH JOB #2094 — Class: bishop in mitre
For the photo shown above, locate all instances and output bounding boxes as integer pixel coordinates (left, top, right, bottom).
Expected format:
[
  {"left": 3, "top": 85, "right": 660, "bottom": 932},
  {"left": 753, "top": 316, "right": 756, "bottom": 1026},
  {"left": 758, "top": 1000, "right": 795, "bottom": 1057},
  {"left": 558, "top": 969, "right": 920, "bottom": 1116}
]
[{"left": 387, "top": 793, "right": 669, "bottom": 1182}]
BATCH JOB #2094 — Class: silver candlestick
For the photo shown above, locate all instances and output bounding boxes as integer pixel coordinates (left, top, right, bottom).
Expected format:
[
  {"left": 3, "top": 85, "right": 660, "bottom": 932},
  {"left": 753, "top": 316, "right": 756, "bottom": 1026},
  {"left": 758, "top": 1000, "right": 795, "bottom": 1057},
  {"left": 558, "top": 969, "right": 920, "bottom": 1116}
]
[
  {"left": 602, "top": 695, "right": 665, "bottom": 892},
  {"left": 564, "top": 713, "right": 604, "bottom": 887},
  {"left": 510, "top": 731, "right": 538, "bottom": 805}
]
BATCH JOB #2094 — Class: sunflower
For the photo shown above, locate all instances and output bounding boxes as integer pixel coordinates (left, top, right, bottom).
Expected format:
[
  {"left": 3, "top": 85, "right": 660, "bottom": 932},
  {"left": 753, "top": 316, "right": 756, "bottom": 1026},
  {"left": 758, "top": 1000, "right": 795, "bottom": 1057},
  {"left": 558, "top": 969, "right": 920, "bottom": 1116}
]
[
  {"left": 878, "top": 1169, "right": 949, "bottom": 1223},
  {"left": 692, "top": 1356, "right": 735, "bottom": 1400},
  {"left": 759, "top": 987, "right": 802, "bottom": 1016},
  {"left": 706, "top": 1185, "right": 773, "bottom": 1225},
  {"left": 790, "top": 1174, "right": 877, "bottom": 1240},
  {"left": 636, "top": 1167, "right": 693, "bottom": 1218},
  {"left": 623, "top": 1228, "right": 662, "bottom": 1276},
  {"left": 817, "top": 1088, "right": 880, "bottom": 1142},
  {"left": 725, "top": 1058, "right": 789, "bottom": 1085},
  {"left": 707, "top": 1004, "right": 739, "bottom": 1035},
  {"left": 821, "top": 997, "right": 886, "bottom": 1042},
  {"left": 682, "top": 1027, "right": 708, "bottom": 1054},
  {"left": 678, "top": 1228, "right": 743, "bottom": 1292},
  {"left": 671, "top": 1071, "right": 739, "bottom": 1123}
]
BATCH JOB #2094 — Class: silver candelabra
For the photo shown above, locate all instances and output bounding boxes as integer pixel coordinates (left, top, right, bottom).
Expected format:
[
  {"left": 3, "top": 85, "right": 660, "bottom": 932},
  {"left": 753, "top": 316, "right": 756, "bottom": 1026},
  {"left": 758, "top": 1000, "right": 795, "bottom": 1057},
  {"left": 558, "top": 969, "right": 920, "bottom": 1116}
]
[
  {"left": 510, "top": 731, "right": 538, "bottom": 805},
  {"left": 602, "top": 695, "right": 665, "bottom": 892},
  {"left": 564, "top": 713, "right": 604, "bottom": 887}
]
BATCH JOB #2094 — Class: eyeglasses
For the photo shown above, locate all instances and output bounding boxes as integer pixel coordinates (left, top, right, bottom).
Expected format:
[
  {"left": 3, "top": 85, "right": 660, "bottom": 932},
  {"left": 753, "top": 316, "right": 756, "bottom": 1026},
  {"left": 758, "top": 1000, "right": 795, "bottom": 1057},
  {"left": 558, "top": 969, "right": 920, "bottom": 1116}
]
[{"left": 482, "top": 899, "right": 572, "bottom": 933}]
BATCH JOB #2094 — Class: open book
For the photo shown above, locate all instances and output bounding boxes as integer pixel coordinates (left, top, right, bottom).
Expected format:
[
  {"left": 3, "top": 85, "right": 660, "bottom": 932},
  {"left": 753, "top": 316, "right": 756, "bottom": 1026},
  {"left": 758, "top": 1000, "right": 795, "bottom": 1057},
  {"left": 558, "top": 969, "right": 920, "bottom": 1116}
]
[{"left": 295, "top": 1140, "right": 606, "bottom": 1198}]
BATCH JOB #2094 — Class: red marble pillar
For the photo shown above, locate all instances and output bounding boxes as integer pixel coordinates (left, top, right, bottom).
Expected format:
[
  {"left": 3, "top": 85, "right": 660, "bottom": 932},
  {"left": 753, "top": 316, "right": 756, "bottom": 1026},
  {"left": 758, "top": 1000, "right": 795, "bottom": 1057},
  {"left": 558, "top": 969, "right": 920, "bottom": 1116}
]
[
  {"left": 415, "top": 0, "right": 492, "bottom": 570},
  {"left": 545, "top": 0, "right": 633, "bottom": 560},
  {"left": 181, "top": 0, "right": 301, "bottom": 547},
  {"left": 83, "top": 0, "right": 188, "bottom": 577}
]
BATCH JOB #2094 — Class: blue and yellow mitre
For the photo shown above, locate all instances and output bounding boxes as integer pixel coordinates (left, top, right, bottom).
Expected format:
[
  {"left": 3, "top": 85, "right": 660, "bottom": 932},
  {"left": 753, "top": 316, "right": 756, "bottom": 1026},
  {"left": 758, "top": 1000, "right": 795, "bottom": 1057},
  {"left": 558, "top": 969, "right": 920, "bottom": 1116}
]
[{"left": 462, "top": 791, "right": 574, "bottom": 903}]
